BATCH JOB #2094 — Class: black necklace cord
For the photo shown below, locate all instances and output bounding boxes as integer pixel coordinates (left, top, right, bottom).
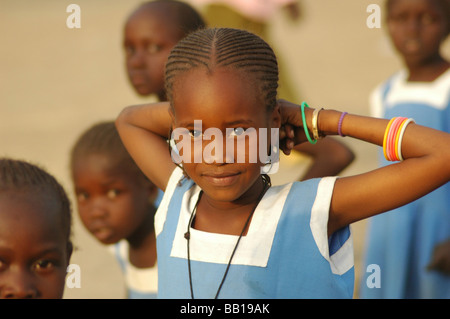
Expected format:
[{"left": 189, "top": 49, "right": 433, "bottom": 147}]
[
  {"left": 185, "top": 175, "right": 271, "bottom": 299},
  {"left": 185, "top": 190, "right": 202, "bottom": 299}
]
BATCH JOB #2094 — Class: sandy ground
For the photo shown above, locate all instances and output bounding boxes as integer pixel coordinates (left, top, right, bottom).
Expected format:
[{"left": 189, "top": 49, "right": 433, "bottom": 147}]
[{"left": 1, "top": 0, "right": 448, "bottom": 299}]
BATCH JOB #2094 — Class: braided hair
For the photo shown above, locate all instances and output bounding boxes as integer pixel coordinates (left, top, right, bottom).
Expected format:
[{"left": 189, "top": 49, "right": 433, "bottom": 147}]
[
  {"left": 165, "top": 27, "right": 279, "bottom": 111},
  {"left": 0, "top": 158, "right": 72, "bottom": 245}
]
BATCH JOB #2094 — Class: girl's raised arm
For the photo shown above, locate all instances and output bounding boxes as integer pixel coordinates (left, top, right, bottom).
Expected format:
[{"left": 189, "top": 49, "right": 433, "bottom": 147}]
[
  {"left": 116, "top": 102, "right": 175, "bottom": 191},
  {"left": 278, "top": 100, "right": 450, "bottom": 236}
]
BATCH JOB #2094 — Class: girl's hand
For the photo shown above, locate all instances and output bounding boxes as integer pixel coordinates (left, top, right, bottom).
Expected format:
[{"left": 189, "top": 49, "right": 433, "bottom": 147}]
[
  {"left": 277, "top": 99, "right": 313, "bottom": 155},
  {"left": 427, "top": 239, "right": 450, "bottom": 275}
]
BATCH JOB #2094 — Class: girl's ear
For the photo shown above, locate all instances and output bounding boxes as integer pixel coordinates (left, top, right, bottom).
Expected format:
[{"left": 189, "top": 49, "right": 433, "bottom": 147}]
[
  {"left": 271, "top": 102, "right": 281, "bottom": 129},
  {"left": 168, "top": 106, "right": 175, "bottom": 123}
]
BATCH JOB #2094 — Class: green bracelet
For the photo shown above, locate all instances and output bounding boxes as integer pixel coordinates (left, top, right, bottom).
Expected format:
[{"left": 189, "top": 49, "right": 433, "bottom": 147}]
[{"left": 301, "top": 101, "right": 317, "bottom": 144}]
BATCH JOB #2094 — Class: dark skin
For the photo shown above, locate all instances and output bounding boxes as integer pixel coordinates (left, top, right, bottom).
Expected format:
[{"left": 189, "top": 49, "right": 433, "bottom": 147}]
[
  {"left": 73, "top": 153, "right": 158, "bottom": 268},
  {"left": 0, "top": 191, "right": 72, "bottom": 299}
]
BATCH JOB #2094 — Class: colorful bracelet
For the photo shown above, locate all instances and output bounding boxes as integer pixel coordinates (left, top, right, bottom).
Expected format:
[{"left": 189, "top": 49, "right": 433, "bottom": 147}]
[
  {"left": 338, "top": 112, "right": 348, "bottom": 137},
  {"left": 396, "top": 118, "right": 415, "bottom": 161},
  {"left": 383, "top": 117, "right": 415, "bottom": 161},
  {"left": 300, "top": 101, "right": 317, "bottom": 144},
  {"left": 312, "top": 108, "right": 323, "bottom": 141}
]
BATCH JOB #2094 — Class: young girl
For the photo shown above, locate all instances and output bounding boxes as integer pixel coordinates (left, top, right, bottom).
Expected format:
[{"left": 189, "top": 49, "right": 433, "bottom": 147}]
[
  {"left": 70, "top": 121, "right": 159, "bottom": 298},
  {"left": 361, "top": 0, "right": 450, "bottom": 299},
  {"left": 124, "top": 0, "right": 206, "bottom": 100},
  {"left": 124, "top": 0, "right": 354, "bottom": 182},
  {"left": 0, "top": 158, "right": 73, "bottom": 299},
  {"left": 116, "top": 28, "right": 450, "bottom": 298}
]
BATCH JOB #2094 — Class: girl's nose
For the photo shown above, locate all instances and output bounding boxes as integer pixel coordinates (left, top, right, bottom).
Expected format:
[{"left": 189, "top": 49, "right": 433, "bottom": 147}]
[
  {"left": 89, "top": 200, "right": 109, "bottom": 219},
  {"left": 1, "top": 269, "right": 39, "bottom": 299},
  {"left": 201, "top": 135, "right": 235, "bottom": 165},
  {"left": 128, "top": 49, "right": 146, "bottom": 69},
  {"left": 405, "top": 17, "right": 421, "bottom": 35}
]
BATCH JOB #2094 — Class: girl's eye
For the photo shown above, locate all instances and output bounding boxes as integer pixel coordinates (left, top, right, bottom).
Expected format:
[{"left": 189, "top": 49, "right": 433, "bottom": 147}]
[
  {"left": 421, "top": 14, "right": 436, "bottom": 25},
  {"left": 0, "top": 258, "right": 7, "bottom": 272},
  {"left": 33, "top": 260, "right": 56, "bottom": 272},
  {"left": 229, "top": 127, "right": 246, "bottom": 137},
  {"left": 389, "top": 13, "right": 408, "bottom": 23},
  {"left": 147, "top": 43, "right": 161, "bottom": 54},
  {"left": 189, "top": 130, "right": 202, "bottom": 139},
  {"left": 107, "top": 189, "right": 120, "bottom": 199},
  {"left": 124, "top": 45, "right": 135, "bottom": 57},
  {"left": 76, "top": 192, "right": 89, "bottom": 203}
]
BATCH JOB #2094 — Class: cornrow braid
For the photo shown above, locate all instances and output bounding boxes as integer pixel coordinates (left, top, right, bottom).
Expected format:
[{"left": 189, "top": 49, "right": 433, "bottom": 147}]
[
  {"left": 165, "top": 28, "right": 279, "bottom": 111},
  {"left": 0, "top": 158, "right": 72, "bottom": 244}
]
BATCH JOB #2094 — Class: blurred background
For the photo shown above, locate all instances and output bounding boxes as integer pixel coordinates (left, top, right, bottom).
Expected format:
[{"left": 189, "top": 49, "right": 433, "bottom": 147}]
[{"left": 1, "top": 0, "right": 448, "bottom": 298}]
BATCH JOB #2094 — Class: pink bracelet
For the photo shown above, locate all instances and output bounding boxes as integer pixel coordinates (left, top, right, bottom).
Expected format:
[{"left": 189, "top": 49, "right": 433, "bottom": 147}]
[
  {"left": 338, "top": 112, "right": 348, "bottom": 137},
  {"left": 383, "top": 117, "right": 409, "bottom": 161}
]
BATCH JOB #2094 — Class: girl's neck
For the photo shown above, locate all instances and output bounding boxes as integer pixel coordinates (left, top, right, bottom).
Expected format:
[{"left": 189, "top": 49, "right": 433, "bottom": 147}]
[
  {"left": 405, "top": 55, "right": 449, "bottom": 82},
  {"left": 127, "top": 206, "right": 157, "bottom": 268},
  {"left": 193, "top": 176, "right": 269, "bottom": 236}
]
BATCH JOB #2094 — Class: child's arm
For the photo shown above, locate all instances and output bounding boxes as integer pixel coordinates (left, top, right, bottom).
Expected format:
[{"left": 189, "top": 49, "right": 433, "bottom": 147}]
[
  {"left": 278, "top": 100, "right": 450, "bottom": 236},
  {"left": 427, "top": 239, "right": 450, "bottom": 275},
  {"left": 292, "top": 138, "right": 355, "bottom": 180},
  {"left": 116, "top": 102, "right": 175, "bottom": 191}
]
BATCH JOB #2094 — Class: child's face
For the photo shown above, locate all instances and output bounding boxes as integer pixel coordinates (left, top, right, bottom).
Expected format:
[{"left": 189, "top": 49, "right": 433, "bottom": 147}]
[
  {"left": 0, "top": 191, "right": 71, "bottom": 299},
  {"left": 387, "top": 0, "right": 448, "bottom": 66},
  {"left": 124, "top": 8, "right": 181, "bottom": 98},
  {"left": 171, "top": 67, "right": 280, "bottom": 203},
  {"left": 72, "top": 153, "right": 154, "bottom": 244}
]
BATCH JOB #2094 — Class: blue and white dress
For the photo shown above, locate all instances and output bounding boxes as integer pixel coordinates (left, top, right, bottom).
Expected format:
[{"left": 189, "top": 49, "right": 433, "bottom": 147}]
[
  {"left": 360, "top": 69, "right": 450, "bottom": 299},
  {"left": 111, "top": 240, "right": 158, "bottom": 299},
  {"left": 155, "top": 167, "right": 354, "bottom": 299}
]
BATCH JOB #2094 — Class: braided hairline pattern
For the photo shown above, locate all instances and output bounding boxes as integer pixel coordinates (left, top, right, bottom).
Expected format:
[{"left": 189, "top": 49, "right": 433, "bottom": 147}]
[
  {"left": 0, "top": 158, "right": 72, "bottom": 242},
  {"left": 164, "top": 28, "right": 279, "bottom": 110}
]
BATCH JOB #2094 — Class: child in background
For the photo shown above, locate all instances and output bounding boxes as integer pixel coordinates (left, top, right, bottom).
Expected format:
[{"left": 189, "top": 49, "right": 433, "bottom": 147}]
[
  {"left": 0, "top": 158, "right": 73, "bottom": 299},
  {"left": 124, "top": 0, "right": 354, "bottom": 182},
  {"left": 70, "top": 122, "right": 159, "bottom": 298},
  {"left": 116, "top": 28, "right": 450, "bottom": 298},
  {"left": 124, "top": 0, "right": 206, "bottom": 101},
  {"left": 361, "top": 0, "right": 450, "bottom": 298}
]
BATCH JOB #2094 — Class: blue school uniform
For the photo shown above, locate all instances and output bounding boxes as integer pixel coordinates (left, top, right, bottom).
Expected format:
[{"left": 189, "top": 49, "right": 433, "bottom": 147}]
[
  {"left": 361, "top": 69, "right": 450, "bottom": 298},
  {"left": 155, "top": 167, "right": 354, "bottom": 299},
  {"left": 111, "top": 240, "right": 158, "bottom": 299},
  {"left": 109, "top": 190, "right": 163, "bottom": 299}
]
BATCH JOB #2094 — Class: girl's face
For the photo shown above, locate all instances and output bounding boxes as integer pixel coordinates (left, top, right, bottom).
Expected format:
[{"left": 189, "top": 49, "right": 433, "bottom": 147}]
[
  {"left": 0, "top": 191, "right": 71, "bottom": 299},
  {"left": 387, "top": 0, "right": 448, "bottom": 66},
  {"left": 124, "top": 8, "right": 180, "bottom": 98},
  {"left": 72, "top": 153, "right": 155, "bottom": 244},
  {"left": 171, "top": 67, "right": 280, "bottom": 204}
]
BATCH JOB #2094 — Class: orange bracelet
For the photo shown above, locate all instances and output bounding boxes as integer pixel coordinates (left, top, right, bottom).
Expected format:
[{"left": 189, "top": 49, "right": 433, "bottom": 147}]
[{"left": 383, "top": 117, "right": 413, "bottom": 161}]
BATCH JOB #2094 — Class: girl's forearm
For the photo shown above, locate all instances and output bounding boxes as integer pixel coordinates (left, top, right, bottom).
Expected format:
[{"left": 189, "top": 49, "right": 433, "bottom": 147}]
[
  {"left": 318, "top": 109, "right": 450, "bottom": 167},
  {"left": 116, "top": 102, "right": 172, "bottom": 138},
  {"left": 116, "top": 102, "right": 175, "bottom": 191},
  {"left": 314, "top": 109, "right": 450, "bottom": 233}
]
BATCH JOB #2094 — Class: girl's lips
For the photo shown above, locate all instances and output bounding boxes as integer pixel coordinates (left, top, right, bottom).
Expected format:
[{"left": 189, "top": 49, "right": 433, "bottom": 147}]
[
  {"left": 403, "top": 39, "right": 422, "bottom": 54},
  {"left": 202, "top": 172, "right": 241, "bottom": 187},
  {"left": 91, "top": 226, "right": 114, "bottom": 242}
]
